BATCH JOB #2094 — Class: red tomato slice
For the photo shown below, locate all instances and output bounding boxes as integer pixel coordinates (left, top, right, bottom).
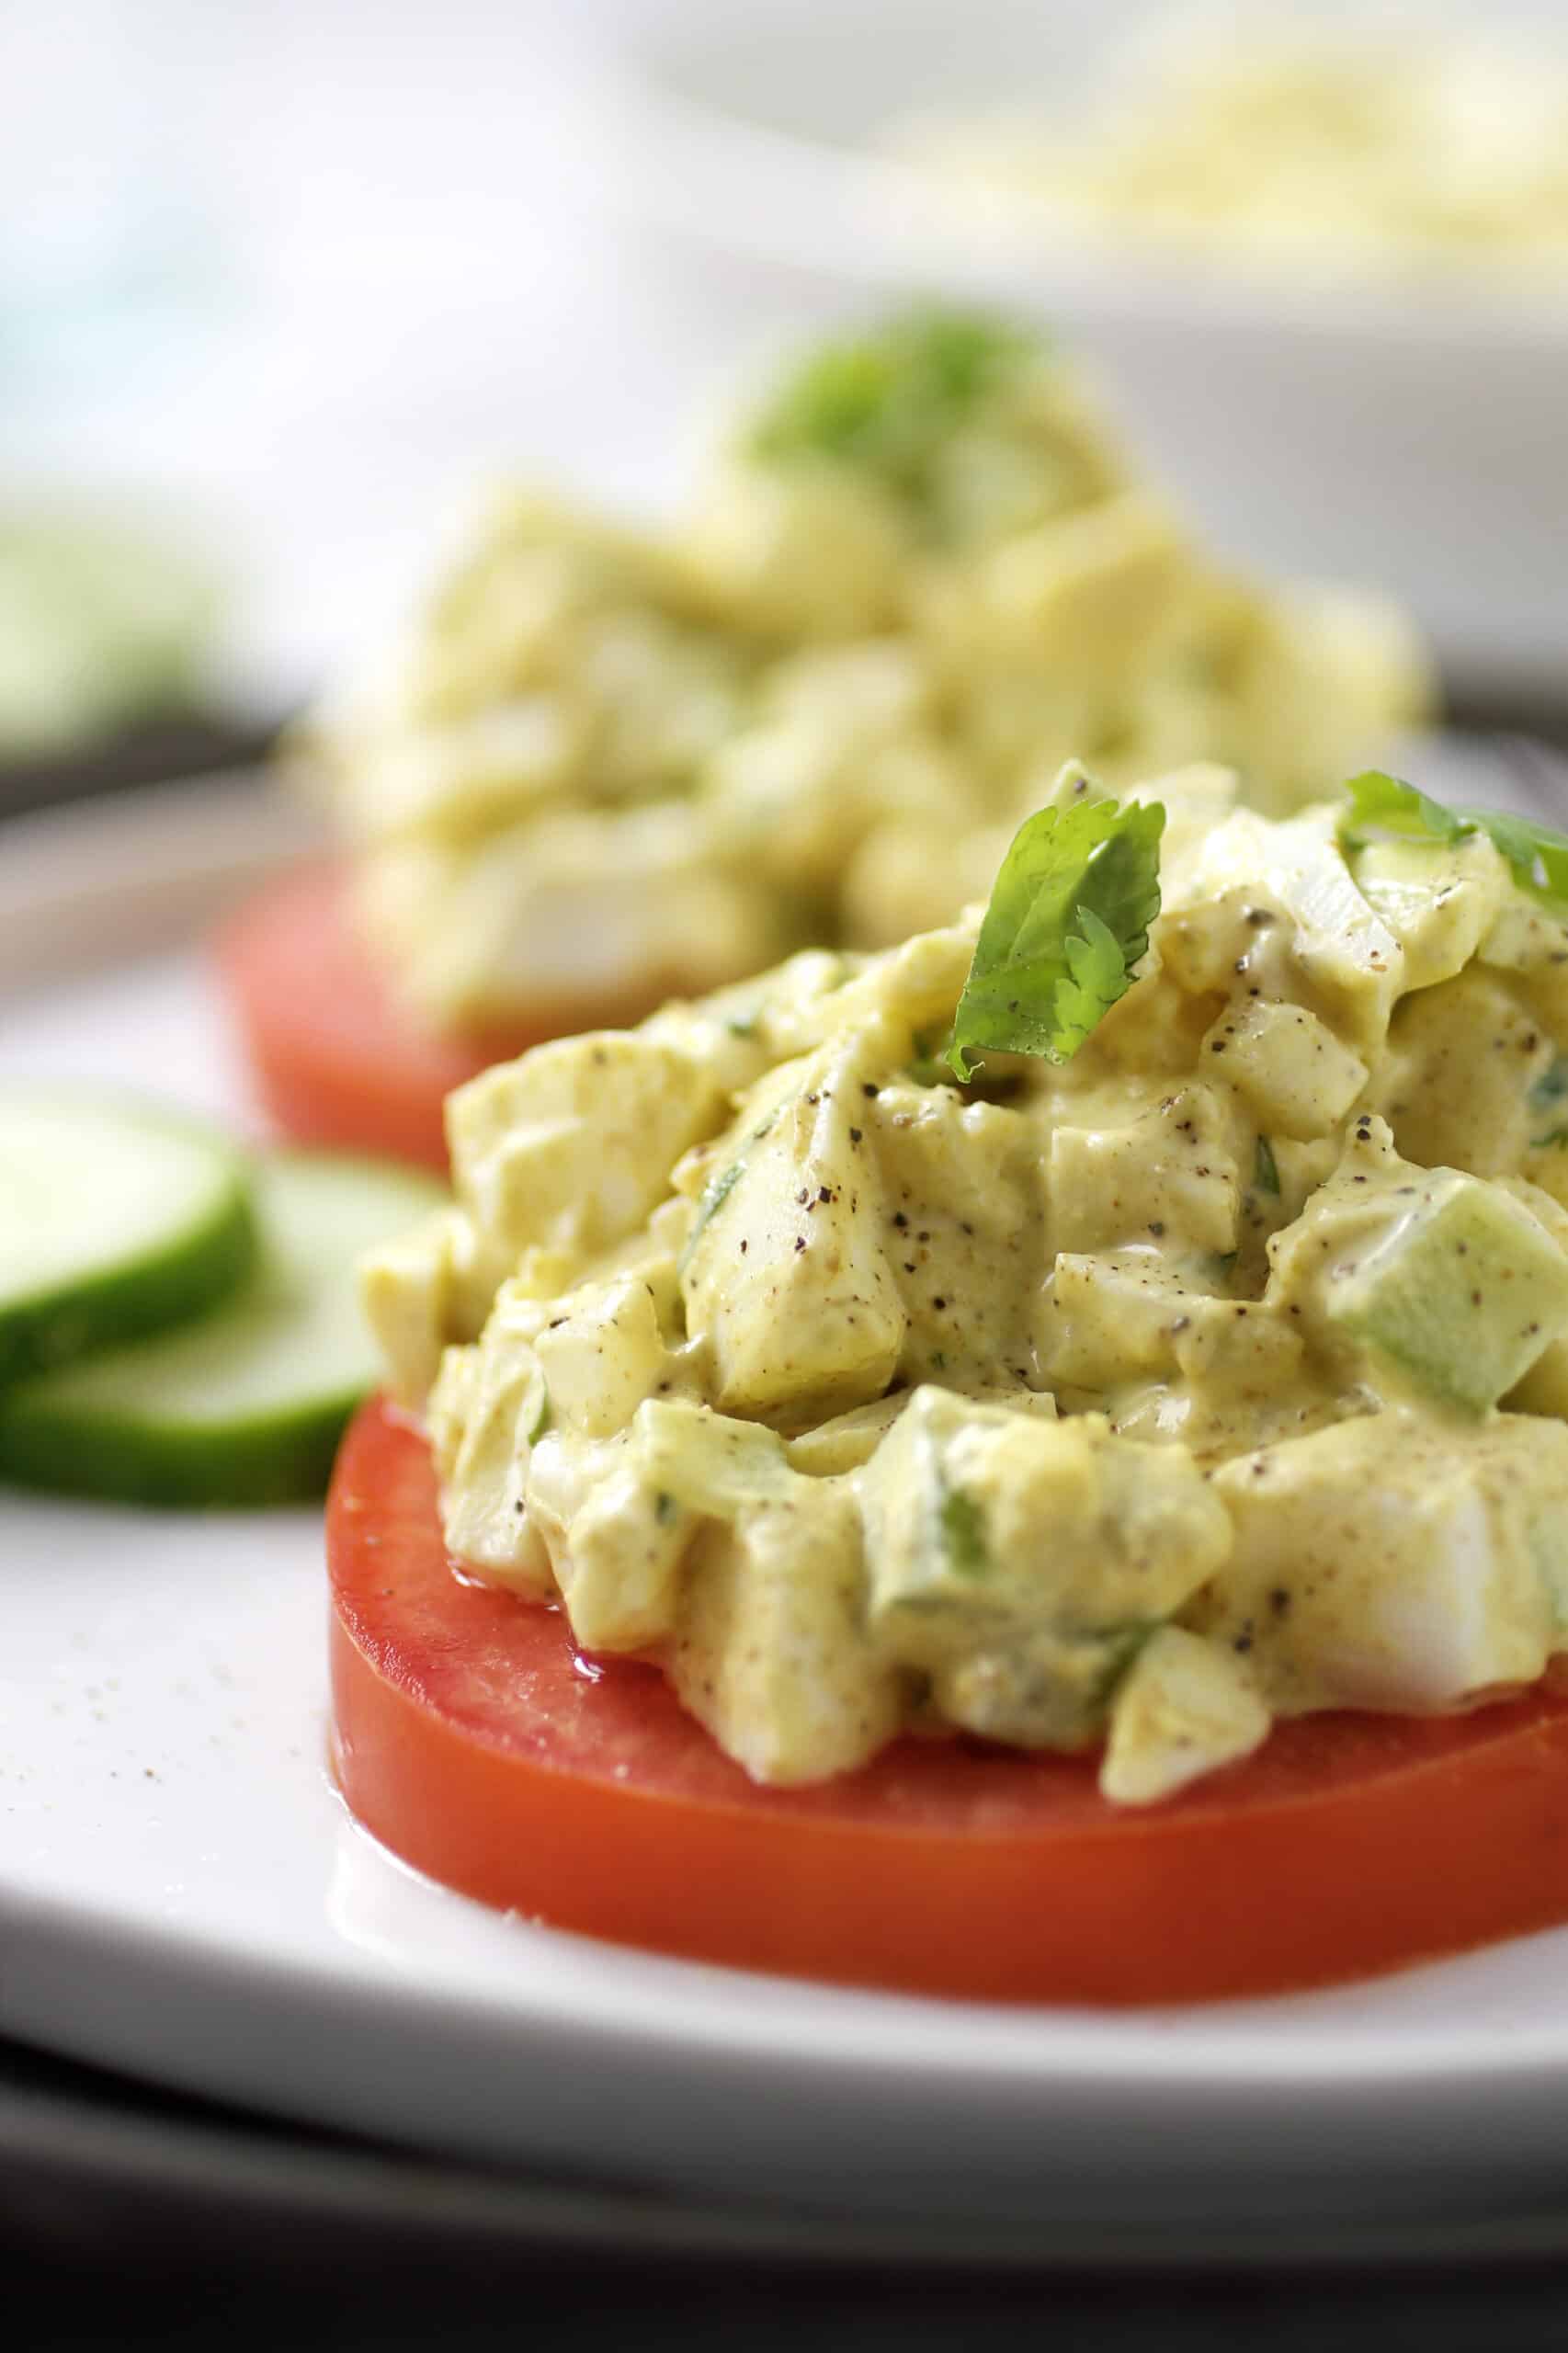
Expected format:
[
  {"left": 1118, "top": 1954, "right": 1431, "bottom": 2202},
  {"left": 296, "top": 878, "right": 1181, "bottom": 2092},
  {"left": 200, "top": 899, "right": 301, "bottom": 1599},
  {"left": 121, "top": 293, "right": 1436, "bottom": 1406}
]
[
  {"left": 328, "top": 1395, "right": 1568, "bottom": 2005},
  {"left": 213, "top": 863, "right": 654, "bottom": 1169},
  {"left": 212, "top": 864, "right": 523, "bottom": 1167}
]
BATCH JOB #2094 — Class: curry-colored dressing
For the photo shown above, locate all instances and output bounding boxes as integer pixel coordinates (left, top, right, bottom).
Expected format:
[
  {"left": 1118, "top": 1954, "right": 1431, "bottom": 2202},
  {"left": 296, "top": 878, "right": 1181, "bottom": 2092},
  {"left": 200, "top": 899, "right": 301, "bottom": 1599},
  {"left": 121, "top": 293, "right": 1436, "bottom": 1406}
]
[{"left": 364, "top": 767, "right": 1568, "bottom": 1804}]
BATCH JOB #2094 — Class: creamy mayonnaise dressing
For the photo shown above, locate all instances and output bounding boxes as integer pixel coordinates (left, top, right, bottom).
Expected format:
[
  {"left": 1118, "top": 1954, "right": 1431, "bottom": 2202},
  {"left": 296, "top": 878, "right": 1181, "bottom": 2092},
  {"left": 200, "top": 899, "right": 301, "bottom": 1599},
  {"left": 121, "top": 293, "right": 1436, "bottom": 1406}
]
[{"left": 364, "top": 766, "right": 1568, "bottom": 1804}]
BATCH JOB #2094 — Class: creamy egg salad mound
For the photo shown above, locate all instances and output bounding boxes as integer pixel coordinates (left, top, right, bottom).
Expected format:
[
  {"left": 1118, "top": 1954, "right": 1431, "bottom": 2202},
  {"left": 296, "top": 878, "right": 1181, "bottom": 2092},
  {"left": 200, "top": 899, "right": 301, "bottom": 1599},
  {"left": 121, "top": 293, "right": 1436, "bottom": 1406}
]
[
  {"left": 304, "top": 313, "right": 1427, "bottom": 1030},
  {"left": 897, "top": 33, "right": 1568, "bottom": 272},
  {"left": 362, "top": 762, "right": 1568, "bottom": 1807}
]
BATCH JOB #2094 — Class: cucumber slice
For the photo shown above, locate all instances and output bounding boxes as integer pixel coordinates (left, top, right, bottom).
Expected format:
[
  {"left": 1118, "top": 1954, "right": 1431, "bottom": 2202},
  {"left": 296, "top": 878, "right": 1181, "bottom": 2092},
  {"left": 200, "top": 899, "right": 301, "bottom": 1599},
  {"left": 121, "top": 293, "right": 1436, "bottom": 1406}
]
[
  {"left": 0, "top": 1088, "right": 256, "bottom": 1386},
  {"left": 0, "top": 1152, "right": 444, "bottom": 1507}
]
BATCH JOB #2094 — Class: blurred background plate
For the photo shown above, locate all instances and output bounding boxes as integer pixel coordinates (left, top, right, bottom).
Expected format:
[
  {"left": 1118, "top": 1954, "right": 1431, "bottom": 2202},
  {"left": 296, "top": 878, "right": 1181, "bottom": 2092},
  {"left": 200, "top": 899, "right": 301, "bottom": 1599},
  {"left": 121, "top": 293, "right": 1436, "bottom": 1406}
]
[
  {"left": 595, "top": 0, "right": 1568, "bottom": 704},
  {"left": 8, "top": 0, "right": 1568, "bottom": 781},
  {"left": 6, "top": 0, "right": 1568, "bottom": 804}
]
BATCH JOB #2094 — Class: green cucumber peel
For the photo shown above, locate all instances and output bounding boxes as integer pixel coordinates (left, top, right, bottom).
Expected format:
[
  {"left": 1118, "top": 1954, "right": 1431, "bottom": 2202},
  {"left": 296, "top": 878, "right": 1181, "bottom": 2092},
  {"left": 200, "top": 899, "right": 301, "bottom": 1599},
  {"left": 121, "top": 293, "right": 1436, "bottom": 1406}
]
[
  {"left": 937, "top": 1482, "right": 991, "bottom": 1578},
  {"left": 0, "top": 1149, "right": 444, "bottom": 1508},
  {"left": 0, "top": 1088, "right": 256, "bottom": 1387}
]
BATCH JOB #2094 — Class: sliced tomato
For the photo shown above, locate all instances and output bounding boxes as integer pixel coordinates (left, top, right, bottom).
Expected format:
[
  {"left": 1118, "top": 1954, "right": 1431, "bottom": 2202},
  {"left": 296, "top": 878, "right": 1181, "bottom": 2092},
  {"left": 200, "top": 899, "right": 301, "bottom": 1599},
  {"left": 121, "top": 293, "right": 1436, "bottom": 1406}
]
[
  {"left": 211, "top": 864, "right": 525, "bottom": 1167},
  {"left": 328, "top": 1395, "right": 1568, "bottom": 2006},
  {"left": 215, "top": 863, "right": 667, "bottom": 1169}
]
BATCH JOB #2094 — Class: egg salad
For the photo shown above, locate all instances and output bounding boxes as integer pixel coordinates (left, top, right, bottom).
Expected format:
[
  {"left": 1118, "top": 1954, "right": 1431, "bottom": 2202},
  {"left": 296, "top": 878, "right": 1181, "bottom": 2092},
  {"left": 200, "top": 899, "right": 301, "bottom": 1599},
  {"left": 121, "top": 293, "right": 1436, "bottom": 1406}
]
[
  {"left": 363, "top": 763, "right": 1568, "bottom": 1806},
  {"left": 898, "top": 32, "right": 1568, "bottom": 273},
  {"left": 303, "top": 314, "right": 1427, "bottom": 1030}
]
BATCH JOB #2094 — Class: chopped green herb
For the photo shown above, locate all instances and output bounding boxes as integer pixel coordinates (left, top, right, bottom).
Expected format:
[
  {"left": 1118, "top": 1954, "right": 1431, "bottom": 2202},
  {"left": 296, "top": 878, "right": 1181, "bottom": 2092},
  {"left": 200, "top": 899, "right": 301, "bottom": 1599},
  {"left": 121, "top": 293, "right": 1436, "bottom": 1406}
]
[
  {"left": 654, "top": 1490, "right": 678, "bottom": 1526},
  {"left": 1254, "top": 1135, "right": 1280, "bottom": 1196},
  {"left": 1087, "top": 1621, "right": 1158, "bottom": 1707},
  {"left": 677, "top": 1158, "right": 746, "bottom": 1275},
  {"left": 1477, "top": 809, "right": 1568, "bottom": 912},
  {"left": 906, "top": 1026, "right": 952, "bottom": 1086},
  {"left": 749, "top": 311, "right": 1034, "bottom": 497},
  {"left": 1340, "top": 771, "right": 1568, "bottom": 918},
  {"left": 528, "top": 1387, "right": 551, "bottom": 1446},
  {"left": 946, "top": 794, "right": 1165, "bottom": 1081},
  {"left": 725, "top": 1014, "right": 758, "bottom": 1040},
  {"left": 1338, "top": 770, "right": 1468, "bottom": 853},
  {"left": 938, "top": 1483, "right": 990, "bottom": 1576},
  {"left": 1530, "top": 1056, "right": 1568, "bottom": 1149}
]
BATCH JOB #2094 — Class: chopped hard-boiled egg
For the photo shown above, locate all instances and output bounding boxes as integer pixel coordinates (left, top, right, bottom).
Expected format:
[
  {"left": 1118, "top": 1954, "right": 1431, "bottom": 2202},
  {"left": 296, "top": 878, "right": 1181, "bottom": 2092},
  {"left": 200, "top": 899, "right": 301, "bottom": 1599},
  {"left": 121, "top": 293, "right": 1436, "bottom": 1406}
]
[{"left": 364, "top": 765, "right": 1568, "bottom": 1804}]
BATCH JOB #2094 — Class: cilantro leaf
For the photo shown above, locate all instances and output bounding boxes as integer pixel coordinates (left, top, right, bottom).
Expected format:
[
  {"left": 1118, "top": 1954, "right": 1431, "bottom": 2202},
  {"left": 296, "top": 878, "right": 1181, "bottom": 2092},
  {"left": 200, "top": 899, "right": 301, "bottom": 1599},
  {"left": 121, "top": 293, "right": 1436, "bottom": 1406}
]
[
  {"left": 1470, "top": 807, "right": 1568, "bottom": 911},
  {"left": 676, "top": 1157, "right": 746, "bottom": 1276},
  {"left": 750, "top": 310, "right": 1035, "bottom": 493},
  {"left": 1338, "top": 770, "right": 1470, "bottom": 851},
  {"left": 1339, "top": 770, "right": 1568, "bottom": 917},
  {"left": 946, "top": 796, "right": 1165, "bottom": 1081}
]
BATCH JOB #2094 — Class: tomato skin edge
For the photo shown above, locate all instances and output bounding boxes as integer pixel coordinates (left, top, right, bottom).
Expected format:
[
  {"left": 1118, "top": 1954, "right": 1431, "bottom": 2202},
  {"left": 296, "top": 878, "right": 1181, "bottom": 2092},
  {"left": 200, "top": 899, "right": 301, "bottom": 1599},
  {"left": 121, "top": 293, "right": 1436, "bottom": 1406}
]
[
  {"left": 213, "top": 862, "right": 704, "bottom": 1170},
  {"left": 327, "top": 1396, "right": 1568, "bottom": 2006},
  {"left": 211, "top": 863, "right": 553, "bottom": 1168}
]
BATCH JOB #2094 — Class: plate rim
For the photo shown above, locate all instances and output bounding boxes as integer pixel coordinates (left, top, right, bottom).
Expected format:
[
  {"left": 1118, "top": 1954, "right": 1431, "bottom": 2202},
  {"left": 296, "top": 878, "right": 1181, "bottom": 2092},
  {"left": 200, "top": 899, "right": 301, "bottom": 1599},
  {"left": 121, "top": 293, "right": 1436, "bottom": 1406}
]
[{"left": 9, "top": 771, "right": 1568, "bottom": 2235}]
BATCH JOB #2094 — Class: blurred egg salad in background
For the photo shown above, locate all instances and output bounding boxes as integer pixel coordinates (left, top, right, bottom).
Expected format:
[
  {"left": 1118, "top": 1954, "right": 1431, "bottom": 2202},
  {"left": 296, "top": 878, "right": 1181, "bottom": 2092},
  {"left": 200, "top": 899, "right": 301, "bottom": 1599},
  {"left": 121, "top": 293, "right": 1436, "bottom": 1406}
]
[
  {"left": 893, "top": 22, "right": 1568, "bottom": 278},
  {"left": 299, "top": 312, "right": 1429, "bottom": 1040}
]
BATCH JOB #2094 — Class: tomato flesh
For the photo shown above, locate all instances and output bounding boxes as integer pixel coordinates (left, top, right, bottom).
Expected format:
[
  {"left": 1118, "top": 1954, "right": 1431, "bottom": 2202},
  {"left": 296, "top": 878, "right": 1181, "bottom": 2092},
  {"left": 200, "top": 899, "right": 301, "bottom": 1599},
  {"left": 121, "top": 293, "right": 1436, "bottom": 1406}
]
[
  {"left": 212, "top": 864, "right": 528, "bottom": 1166},
  {"left": 328, "top": 1396, "right": 1568, "bottom": 2004}
]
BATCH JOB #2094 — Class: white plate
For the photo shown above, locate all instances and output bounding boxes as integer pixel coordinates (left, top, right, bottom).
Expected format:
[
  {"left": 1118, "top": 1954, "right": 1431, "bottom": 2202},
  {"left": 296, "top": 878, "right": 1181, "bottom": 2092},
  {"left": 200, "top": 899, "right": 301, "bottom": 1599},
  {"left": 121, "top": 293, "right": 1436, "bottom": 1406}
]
[{"left": 8, "top": 774, "right": 1568, "bottom": 2246}]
